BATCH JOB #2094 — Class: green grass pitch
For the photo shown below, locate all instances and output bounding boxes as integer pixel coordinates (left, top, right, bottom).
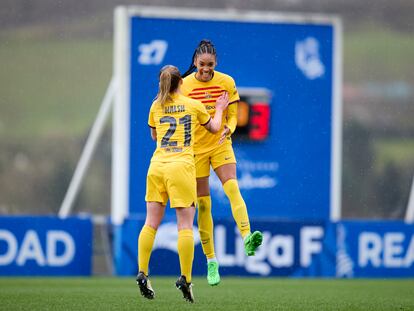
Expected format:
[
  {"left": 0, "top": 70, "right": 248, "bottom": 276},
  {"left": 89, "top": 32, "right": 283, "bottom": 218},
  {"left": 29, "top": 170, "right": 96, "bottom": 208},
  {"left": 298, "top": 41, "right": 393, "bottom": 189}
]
[{"left": 1, "top": 277, "right": 413, "bottom": 310}]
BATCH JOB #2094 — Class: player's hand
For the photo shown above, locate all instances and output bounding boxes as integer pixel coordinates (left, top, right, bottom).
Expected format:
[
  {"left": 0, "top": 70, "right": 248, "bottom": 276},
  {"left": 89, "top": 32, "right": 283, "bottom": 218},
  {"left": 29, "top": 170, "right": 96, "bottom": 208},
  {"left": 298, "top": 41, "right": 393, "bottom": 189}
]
[
  {"left": 215, "top": 91, "right": 229, "bottom": 111},
  {"left": 219, "top": 125, "right": 230, "bottom": 144}
]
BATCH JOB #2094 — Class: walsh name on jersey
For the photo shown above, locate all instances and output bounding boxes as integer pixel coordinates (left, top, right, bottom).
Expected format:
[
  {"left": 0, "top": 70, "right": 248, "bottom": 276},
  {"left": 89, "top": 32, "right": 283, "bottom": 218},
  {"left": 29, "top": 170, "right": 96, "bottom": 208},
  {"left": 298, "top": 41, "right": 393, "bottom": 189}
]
[{"left": 164, "top": 105, "right": 185, "bottom": 114}]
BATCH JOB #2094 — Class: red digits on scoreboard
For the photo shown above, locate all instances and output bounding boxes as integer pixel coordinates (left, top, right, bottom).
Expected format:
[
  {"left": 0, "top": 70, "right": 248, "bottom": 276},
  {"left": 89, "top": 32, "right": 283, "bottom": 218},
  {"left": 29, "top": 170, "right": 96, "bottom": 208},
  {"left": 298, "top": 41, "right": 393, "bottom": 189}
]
[{"left": 249, "top": 103, "right": 270, "bottom": 141}]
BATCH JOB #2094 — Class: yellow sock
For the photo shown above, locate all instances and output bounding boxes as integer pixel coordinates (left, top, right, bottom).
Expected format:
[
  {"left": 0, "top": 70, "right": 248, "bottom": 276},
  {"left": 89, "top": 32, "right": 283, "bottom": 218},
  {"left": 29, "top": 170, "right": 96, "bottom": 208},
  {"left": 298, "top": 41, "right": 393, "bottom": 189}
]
[
  {"left": 197, "top": 196, "right": 215, "bottom": 259},
  {"left": 138, "top": 225, "right": 156, "bottom": 275},
  {"left": 223, "top": 179, "right": 251, "bottom": 238},
  {"left": 177, "top": 229, "right": 194, "bottom": 283}
]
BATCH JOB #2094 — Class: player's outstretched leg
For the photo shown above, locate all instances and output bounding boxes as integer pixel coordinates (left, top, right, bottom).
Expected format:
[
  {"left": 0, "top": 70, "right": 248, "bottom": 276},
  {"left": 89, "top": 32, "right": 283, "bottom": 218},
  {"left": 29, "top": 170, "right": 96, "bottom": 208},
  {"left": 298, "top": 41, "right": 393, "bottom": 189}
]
[
  {"left": 136, "top": 271, "right": 155, "bottom": 299},
  {"left": 244, "top": 231, "right": 263, "bottom": 256},
  {"left": 175, "top": 275, "right": 195, "bottom": 303}
]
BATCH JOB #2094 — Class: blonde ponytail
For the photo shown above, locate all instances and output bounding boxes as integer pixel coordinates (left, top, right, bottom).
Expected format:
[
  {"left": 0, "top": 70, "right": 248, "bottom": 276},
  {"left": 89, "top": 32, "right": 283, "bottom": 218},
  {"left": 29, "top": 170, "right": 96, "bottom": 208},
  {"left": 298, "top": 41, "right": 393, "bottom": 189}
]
[
  {"left": 156, "top": 65, "right": 182, "bottom": 106},
  {"left": 157, "top": 70, "right": 172, "bottom": 106}
]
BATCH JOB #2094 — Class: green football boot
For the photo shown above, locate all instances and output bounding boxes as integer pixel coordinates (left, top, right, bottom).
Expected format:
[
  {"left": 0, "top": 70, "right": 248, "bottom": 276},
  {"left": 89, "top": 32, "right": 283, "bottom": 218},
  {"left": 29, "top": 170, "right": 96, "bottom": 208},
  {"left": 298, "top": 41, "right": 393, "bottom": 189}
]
[
  {"left": 244, "top": 231, "right": 263, "bottom": 256},
  {"left": 207, "top": 261, "right": 220, "bottom": 286}
]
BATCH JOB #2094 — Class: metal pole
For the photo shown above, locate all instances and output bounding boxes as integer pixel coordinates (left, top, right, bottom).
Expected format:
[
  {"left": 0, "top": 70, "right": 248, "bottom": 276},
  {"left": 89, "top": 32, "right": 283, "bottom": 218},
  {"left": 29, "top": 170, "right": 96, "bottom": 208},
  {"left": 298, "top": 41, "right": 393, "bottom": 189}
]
[
  {"left": 330, "top": 17, "right": 343, "bottom": 222},
  {"left": 58, "top": 78, "right": 115, "bottom": 218},
  {"left": 111, "top": 6, "right": 130, "bottom": 226}
]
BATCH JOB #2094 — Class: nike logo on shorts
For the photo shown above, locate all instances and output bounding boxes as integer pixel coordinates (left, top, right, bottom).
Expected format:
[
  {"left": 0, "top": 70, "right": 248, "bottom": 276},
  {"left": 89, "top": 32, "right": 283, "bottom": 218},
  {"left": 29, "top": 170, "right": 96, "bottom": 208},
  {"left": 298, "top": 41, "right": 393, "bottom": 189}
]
[{"left": 225, "top": 157, "right": 231, "bottom": 160}]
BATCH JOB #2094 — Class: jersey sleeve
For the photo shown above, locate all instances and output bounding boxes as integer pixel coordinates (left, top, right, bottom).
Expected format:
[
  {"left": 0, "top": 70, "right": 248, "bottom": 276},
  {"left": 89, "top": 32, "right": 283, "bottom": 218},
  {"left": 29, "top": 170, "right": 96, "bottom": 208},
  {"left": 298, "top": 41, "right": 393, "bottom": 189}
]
[
  {"left": 226, "top": 76, "right": 240, "bottom": 104},
  {"left": 148, "top": 103, "right": 156, "bottom": 128},
  {"left": 226, "top": 102, "right": 238, "bottom": 134}
]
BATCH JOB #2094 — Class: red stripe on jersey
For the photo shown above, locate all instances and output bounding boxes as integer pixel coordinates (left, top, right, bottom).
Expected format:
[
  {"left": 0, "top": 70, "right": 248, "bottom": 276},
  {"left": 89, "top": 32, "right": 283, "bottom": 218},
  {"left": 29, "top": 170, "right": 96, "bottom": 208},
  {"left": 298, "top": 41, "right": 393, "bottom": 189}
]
[
  {"left": 191, "top": 86, "right": 221, "bottom": 92},
  {"left": 188, "top": 91, "right": 206, "bottom": 96},
  {"left": 201, "top": 100, "right": 217, "bottom": 103},
  {"left": 188, "top": 89, "right": 224, "bottom": 96}
]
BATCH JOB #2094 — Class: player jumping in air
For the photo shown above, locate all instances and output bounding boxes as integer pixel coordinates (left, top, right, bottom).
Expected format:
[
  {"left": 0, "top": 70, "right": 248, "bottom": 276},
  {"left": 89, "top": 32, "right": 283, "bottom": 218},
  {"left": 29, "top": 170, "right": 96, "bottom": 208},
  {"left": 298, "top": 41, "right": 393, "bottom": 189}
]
[
  {"left": 136, "top": 65, "right": 229, "bottom": 303},
  {"left": 181, "top": 40, "right": 263, "bottom": 286}
]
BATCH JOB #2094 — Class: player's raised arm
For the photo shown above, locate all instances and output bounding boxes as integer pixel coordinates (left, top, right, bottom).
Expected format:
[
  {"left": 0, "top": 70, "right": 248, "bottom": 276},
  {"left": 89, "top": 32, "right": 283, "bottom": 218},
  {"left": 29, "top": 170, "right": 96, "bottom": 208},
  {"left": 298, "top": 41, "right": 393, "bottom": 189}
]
[
  {"left": 219, "top": 102, "right": 238, "bottom": 144},
  {"left": 204, "top": 91, "right": 229, "bottom": 133}
]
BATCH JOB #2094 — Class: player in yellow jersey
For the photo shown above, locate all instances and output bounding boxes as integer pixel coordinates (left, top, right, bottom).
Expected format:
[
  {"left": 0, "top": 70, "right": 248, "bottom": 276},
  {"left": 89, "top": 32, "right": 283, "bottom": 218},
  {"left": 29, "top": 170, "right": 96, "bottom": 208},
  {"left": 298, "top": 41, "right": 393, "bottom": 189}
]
[
  {"left": 181, "top": 40, "right": 263, "bottom": 286},
  {"left": 136, "top": 65, "right": 229, "bottom": 303}
]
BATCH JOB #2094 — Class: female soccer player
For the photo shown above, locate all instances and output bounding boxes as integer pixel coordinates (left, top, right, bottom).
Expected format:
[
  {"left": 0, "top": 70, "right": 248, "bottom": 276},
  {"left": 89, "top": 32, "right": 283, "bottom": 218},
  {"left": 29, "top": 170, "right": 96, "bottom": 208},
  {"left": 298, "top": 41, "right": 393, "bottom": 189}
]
[
  {"left": 136, "top": 65, "right": 229, "bottom": 303},
  {"left": 181, "top": 40, "right": 263, "bottom": 286}
]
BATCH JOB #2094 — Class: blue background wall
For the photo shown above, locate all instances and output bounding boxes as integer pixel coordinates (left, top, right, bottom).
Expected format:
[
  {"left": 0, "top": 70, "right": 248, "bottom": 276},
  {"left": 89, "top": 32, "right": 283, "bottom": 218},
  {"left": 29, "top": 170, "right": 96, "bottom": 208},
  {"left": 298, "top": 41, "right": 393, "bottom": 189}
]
[{"left": 128, "top": 16, "right": 334, "bottom": 221}]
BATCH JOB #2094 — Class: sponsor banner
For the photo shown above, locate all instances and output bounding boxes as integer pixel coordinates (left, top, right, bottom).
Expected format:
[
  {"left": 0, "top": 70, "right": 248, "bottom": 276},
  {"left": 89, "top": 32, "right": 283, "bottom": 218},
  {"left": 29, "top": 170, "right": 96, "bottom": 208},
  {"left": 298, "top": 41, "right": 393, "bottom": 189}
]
[
  {"left": 0, "top": 216, "right": 92, "bottom": 276},
  {"left": 336, "top": 221, "right": 414, "bottom": 277},
  {"left": 114, "top": 218, "right": 336, "bottom": 277},
  {"left": 115, "top": 219, "right": 414, "bottom": 278}
]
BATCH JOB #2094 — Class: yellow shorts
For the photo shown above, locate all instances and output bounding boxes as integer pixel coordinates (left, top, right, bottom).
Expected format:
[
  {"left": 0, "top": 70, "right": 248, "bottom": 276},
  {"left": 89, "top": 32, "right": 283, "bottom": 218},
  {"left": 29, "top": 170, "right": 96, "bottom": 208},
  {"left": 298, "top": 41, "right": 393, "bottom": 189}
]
[
  {"left": 145, "top": 161, "right": 197, "bottom": 208},
  {"left": 195, "top": 142, "right": 236, "bottom": 178}
]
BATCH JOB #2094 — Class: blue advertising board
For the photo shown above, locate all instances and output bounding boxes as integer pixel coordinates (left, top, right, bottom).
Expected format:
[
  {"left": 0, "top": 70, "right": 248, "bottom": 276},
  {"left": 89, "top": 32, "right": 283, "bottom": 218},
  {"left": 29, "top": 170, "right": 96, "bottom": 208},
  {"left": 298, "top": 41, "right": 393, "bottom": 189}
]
[
  {"left": 114, "top": 218, "right": 336, "bottom": 277},
  {"left": 336, "top": 221, "right": 414, "bottom": 278},
  {"left": 0, "top": 216, "right": 92, "bottom": 276},
  {"left": 119, "top": 7, "right": 341, "bottom": 222},
  {"left": 115, "top": 217, "right": 414, "bottom": 278}
]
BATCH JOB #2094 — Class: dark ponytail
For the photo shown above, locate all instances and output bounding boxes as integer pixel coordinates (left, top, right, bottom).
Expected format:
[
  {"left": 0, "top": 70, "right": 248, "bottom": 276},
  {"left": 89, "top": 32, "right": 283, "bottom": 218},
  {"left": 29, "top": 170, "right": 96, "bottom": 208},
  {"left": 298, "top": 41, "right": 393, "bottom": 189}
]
[{"left": 182, "top": 39, "right": 217, "bottom": 78}]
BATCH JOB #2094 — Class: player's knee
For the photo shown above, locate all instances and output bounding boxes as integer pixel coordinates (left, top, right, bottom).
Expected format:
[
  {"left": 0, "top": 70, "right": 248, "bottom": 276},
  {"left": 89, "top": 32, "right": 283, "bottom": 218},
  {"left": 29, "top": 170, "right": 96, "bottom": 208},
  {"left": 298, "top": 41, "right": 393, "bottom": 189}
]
[
  {"left": 196, "top": 177, "right": 210, "bottom": 195},
  {"left": 198, "top": 197, "right": 211, "bottom": 213},
  {"left": 223, "top": 179, "right": 241, "bottom": 196}
]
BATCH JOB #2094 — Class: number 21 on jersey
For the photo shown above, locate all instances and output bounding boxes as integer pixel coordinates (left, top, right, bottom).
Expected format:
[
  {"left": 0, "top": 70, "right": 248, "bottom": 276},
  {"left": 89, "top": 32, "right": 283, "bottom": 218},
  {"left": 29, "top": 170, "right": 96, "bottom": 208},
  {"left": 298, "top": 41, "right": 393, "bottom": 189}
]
[{"left": 160, "top": 115, "right": 191, "bottom": 148}]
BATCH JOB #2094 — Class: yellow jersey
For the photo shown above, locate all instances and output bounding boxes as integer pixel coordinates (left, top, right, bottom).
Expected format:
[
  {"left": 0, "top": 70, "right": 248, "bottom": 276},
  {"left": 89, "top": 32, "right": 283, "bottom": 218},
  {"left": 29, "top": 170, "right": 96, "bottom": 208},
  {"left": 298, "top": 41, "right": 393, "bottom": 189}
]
[
  {"left": 148, "top": 93, "right": 211, "bottom": 164},
  {"left": 181, "top": 71, "right": 240, "bottom": 154}
]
